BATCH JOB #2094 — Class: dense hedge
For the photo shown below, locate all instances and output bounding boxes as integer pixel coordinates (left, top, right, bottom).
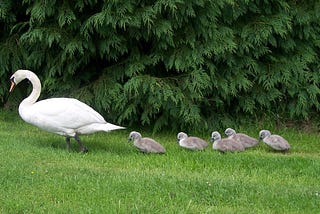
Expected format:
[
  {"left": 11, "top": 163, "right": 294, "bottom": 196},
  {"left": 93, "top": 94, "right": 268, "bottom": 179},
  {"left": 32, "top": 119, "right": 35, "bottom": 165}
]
[{"left": 1, "top": 0, "right": 320, "bottom": 131}]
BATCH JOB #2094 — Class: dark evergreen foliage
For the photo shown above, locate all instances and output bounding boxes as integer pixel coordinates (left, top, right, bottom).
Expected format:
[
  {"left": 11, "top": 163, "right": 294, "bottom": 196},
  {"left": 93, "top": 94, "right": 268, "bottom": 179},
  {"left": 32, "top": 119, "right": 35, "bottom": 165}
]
[{"left": 1, "top": 0, "right": 320, "bottom": 131}]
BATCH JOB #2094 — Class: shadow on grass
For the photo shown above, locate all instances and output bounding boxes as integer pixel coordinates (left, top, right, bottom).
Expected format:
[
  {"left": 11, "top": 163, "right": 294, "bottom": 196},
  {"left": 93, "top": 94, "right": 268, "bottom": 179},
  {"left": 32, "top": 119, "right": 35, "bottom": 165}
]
[{"left": 32, "top": 135, "right": 134, "bottom": 155}]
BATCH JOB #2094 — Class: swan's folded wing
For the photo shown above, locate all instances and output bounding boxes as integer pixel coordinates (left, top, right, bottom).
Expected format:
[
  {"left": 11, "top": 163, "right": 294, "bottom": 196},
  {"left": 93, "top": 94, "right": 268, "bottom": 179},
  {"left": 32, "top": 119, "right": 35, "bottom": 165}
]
[{"left": 29, "top": 98, "right": 106, "bottom": 129}]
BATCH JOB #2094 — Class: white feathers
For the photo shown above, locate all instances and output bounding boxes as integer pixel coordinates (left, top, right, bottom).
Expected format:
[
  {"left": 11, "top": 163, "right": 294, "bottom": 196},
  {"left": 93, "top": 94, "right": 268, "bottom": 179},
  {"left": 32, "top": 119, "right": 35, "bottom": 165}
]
[{"left": 10, "top": 69, "right": 125, "bottom": 151}]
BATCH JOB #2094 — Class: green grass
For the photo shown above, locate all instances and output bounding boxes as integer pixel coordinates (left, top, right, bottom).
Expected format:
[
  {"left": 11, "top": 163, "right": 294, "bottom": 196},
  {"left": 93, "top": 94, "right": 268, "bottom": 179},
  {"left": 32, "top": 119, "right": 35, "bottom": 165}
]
[{"left": 0, "top": 110, "right": 319, "bottom": 213}]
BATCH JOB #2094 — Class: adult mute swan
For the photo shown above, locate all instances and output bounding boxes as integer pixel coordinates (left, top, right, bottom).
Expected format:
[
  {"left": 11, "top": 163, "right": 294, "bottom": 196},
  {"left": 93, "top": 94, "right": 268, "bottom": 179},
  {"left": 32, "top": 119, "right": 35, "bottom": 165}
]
[{"left": 9, "top": 69, "right": 125, "bottom": 152}]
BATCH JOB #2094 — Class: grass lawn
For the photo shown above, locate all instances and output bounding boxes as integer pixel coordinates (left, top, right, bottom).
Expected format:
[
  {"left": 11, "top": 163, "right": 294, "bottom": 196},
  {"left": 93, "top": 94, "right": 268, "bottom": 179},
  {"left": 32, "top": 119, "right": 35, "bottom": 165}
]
[{"left": 0, "top": 110, "right": 319, "bottom": 213}]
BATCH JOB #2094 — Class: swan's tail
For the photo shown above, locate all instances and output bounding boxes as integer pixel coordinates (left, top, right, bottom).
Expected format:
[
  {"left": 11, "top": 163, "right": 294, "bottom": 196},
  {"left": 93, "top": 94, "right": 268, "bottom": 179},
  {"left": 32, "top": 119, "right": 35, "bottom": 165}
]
[
  {"left": 77, "top": 123, "right": 125, "bottom": 134},
  {"left": 103, "top": 123, "right": 126, "bottom": 131}
]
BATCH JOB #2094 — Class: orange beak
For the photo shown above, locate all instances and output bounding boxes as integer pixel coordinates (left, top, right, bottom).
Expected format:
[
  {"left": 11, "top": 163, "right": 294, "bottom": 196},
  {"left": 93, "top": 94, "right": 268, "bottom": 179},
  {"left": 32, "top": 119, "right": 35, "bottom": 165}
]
[{"left": 9, "top": 81, "right": 15, "bottom": 92}]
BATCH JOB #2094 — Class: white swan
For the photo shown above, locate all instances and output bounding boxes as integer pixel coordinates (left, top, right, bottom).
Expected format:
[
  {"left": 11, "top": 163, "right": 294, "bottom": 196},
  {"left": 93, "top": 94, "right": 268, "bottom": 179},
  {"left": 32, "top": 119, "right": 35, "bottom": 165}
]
[{"left": 9, "top": 69, "right": 125, "bottom": 152}]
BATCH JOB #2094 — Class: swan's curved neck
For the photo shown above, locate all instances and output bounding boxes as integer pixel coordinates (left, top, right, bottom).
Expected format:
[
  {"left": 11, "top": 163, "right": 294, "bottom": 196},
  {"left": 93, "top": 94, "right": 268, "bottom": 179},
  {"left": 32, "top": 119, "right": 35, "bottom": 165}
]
[{"left": 21, "top": 72, "right": 41, "bottom": 106}]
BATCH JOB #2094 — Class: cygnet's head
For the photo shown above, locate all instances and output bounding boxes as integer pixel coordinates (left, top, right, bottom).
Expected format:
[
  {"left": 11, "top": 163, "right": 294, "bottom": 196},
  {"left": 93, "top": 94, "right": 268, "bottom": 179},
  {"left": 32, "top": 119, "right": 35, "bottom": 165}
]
[
  {"left": 177, "top": 132, "right": 188, "bottom": 143},
  {"left": 224, "top": 128, "right": 236, "bottom": 137},
  {"left": 210, "top": 131, "right": 221, "bottom": 142},
  {"left": 259, "top": 130, "right": 271, "bottom": 140},
  {"left": 128, "top": 131, "right": 142, "bottom": 142}
]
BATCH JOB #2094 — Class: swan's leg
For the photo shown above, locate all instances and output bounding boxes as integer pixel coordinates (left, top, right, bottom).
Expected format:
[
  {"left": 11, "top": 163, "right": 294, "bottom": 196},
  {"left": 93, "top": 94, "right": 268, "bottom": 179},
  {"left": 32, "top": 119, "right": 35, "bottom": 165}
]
[
  {"left": 74, "top": 134, "right": 88, "bottom": 153},
  {"left": 66, "top": 137, "right": 71, "bottom": 151}
]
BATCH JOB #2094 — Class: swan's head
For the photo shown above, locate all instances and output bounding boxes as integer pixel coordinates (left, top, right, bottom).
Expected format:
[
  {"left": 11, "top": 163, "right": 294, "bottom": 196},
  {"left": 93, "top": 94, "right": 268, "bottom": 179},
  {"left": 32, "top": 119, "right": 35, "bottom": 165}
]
[
  {"left": 225, "top": 128, "right": 236, "bottom": 137},
  {"left": 9, "top": 69, "right": 34, "bottom": 92},
  {"left": 177, "top": 132, "right": 188, "bottom": 143},
  {"left": 128, "top": 131, "right": 142, "bottom": 142},
  {"left": 259, "top": 130, "right": 271, "bottom": 140},
  {"left": 210, "top": 131, "right": 221, "bottom": 142}
]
